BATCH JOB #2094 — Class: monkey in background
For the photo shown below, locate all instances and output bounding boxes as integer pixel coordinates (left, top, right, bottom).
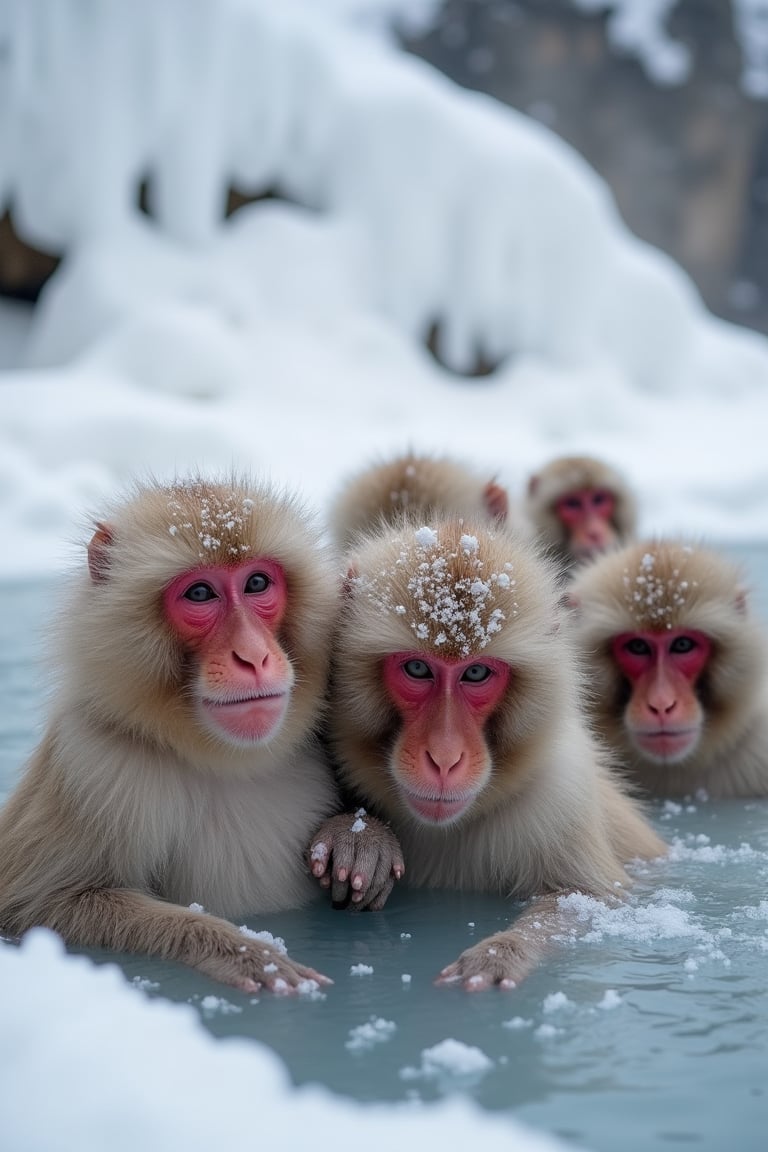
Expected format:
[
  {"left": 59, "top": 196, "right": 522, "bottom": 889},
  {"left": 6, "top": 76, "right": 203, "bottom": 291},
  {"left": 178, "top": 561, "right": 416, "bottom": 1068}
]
[
  {"left": 0, "top": 474, "right": 401, "bottom": 993},
  {"left": 311, "top": 516, "right": 665, "bottom": 989},
  {"left": 328, "top": 450, "right": 511, "bottom": 552},
  {"left": 525, "top": 454, "right": 638, "bottom": 572},
  {"left": 568, "top": 539, "right": 768, "bottom": 799}
]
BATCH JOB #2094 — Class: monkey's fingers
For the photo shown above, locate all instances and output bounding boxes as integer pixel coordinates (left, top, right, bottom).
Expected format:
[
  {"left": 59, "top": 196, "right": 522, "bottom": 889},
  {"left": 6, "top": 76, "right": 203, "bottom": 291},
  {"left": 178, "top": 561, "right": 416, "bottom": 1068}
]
[
  {"left": 308, "top": 837, "right": 332, "bottom": 879},
  {"left": 259, "top": 954, "right": 334, "bottom": 994},
  {"left": 434, "top": 934, "right": 533, "bottom": 991},
  {"left": 350, "top": 852, "right": 399, "bottom": 910}
]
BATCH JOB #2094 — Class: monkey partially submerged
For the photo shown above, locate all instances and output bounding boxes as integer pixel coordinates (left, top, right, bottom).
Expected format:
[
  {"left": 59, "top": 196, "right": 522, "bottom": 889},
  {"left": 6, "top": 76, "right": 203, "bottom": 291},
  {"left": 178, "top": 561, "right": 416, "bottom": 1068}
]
[
  {"left": 0, "top": 475, "right": 399, "bottom": 992},
  {"left": 568, "top": 539, "right": 768, "bottom": 799},
  {"left": 312, "top": 517, "right": 665, "bottom": 989}
]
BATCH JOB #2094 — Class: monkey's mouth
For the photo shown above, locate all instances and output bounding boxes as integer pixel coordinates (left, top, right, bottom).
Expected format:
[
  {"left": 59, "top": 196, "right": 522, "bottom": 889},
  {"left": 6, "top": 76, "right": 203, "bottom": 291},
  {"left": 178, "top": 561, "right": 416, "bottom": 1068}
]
[
  {"left": 635, "top": 728, "right": 700, "bottom": 764},
  {"left": 403, "top": 789, "right": 474, "bottom": 825},
  {"left": 201, "top": 693, "right": 289, "bottom": 743}
]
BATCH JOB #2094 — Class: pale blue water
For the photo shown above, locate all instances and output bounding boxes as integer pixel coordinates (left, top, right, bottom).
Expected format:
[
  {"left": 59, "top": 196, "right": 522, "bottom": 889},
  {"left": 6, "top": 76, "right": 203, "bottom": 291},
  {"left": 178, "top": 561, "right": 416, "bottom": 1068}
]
[{"left": 1, "top": 544, "right": 767, "bottom": 1152}]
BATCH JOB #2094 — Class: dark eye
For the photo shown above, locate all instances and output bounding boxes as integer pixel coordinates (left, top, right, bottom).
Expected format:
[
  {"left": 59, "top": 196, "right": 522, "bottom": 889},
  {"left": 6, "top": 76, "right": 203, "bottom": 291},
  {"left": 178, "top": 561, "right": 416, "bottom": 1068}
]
[
  {"left": 592, "top": 490, "right": 610, "bottom": 507},
  {"left": 403, "top": 659, "right": 432, "bottom": 680},
  {"left": 561, "top": 496, "right": 581, "bottom": 511},
  {"left": 670, "top": 635, "right": 696, "bottom": 654},
  {"left": 624, "top": 638, "right": 651, "bottom": 656},
  {"left": 183, "top": 582, "right": 217, "bottom": 603},
  {"left": 244, "top": 571, "right": 270, "bottom": 595},
  {"left": 462, "top": 664, "right": 492, "bottom": 683}
]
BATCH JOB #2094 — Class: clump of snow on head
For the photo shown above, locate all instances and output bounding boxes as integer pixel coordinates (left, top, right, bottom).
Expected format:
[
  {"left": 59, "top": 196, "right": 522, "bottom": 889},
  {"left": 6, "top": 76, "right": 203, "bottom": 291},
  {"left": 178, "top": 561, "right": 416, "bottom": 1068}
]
[
  {"left": 353, "top": 525, "right": 516, "bottom": 657},
  {"left": 621, "top": 546, "right": 697, "bottom": 628},
  {"left": 166, "top": 483, "right": 255, "bottom": 559}
]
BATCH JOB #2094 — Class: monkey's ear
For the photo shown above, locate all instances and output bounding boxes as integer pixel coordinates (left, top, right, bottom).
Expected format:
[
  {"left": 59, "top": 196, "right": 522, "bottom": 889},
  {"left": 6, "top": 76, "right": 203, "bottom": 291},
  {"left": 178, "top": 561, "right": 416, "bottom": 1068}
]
[
  {"left": 87, "top": 522, "right": 115, "bottom": 584},
  {"left": 342, "top": 564, "right": 359, "bottom": 598},
  {"left": 483, "top": 480, "right": 509, "bottom": 522}
]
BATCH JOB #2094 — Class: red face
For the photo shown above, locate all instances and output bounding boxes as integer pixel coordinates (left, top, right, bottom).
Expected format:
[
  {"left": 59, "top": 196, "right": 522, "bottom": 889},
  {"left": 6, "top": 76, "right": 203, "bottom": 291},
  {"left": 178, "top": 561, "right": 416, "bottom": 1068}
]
[
  {"left": 554, "top": 487, "right": 617, "bottom": 558},
  {"left": 163, "top": 559, "right": 293, "bottom": 745},
  {"left": 611, "top": 628, "right": 712, "bottom": 764},
  {"left": 381, "top": 651, "right": 510, "bottom": 825}
]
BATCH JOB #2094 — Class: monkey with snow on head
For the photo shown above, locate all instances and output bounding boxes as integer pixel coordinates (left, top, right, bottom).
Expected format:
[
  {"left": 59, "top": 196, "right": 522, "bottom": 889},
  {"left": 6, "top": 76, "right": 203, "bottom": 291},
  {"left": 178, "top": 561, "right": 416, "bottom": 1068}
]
[
  {"left": 0, "top": 474, "right": 401, "bottom": 993},
  {"left": 568, "top": 539, "right": 768, "bottom": 799},
  {"left": 329, "top": 450, "right": 510, "bottom": 553},
  {"left": 310, "top": 516, "right": 665, "bottom": 990},
  {"left": 525, "top": 454, "right": 637, "bottom": 572}
]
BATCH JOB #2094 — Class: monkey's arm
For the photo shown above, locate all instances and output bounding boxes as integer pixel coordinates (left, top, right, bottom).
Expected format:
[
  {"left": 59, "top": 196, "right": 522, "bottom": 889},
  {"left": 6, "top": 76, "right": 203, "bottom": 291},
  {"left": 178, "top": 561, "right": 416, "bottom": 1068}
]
[
  {"left": 26, "top": 887, "right": 333, "bottom": 993},
  {"left": 308, "top": 811, "right": 404, "bottom": 911},
  {"left": 434, "top": 890, "right": 610, "bottom": 991}
]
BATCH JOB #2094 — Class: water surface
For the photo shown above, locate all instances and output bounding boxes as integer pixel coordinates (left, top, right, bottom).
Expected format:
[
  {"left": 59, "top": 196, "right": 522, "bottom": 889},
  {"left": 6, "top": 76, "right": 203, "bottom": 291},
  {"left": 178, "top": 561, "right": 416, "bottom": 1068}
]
[{"left": 1, "top": 543, "right": 767, "bottom": 1152}]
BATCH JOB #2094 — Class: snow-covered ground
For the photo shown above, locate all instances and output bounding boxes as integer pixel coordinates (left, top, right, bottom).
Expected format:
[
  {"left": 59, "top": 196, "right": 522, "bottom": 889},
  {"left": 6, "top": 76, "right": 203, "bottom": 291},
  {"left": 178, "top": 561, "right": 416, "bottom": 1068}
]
[{"left": 1, "top": 2, "right": 767, "bottom": 1147}]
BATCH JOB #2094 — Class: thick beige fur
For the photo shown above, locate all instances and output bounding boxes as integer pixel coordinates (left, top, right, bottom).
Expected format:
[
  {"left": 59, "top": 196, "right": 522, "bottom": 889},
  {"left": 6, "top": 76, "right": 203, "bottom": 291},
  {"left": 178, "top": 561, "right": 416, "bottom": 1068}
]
[
  {"left": 0, "top": 474, "right": 341, "bottom": 990},
  {"left": 328, "top": 516, "right": 665, "bottom": 985},
  {"left": 329, "top": 450, "right": 510, "bottom": 552},
  {"left": 569, "top": 539, "right": 768, "bottom": 798}
]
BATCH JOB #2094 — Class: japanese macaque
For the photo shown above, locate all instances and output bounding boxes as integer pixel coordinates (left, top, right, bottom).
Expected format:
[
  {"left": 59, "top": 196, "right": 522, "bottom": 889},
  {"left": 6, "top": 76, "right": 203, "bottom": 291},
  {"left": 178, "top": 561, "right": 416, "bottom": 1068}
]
[
  {"left": 0, "top": 475, "right": 398, "bottom": 994},
  {"left": 525, "top": 455, "right": 637, "bottom": 570},
  {"left": 568, "top": 540, "right": 768, "bottom": 799},
  {"left": 312, "top": 518, "right": 665, "bottom": 990},
  {"left": 329, "top": 450, "right": 510, "bottom": 552}
]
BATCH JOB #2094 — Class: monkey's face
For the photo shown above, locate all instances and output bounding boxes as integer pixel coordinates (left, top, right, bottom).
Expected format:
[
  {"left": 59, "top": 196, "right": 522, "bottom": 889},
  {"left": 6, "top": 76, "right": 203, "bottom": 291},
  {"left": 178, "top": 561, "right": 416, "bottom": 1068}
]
[
  {"left": 381, "top": 651, "right": 511, "bottom": 825},
  {"left": 553, "top": 487, "right": 618, "bottom": 559},
  {"left": 613, "top": 628, "right": 710, "bottom": 766},
  {"left": 163, "top": 558, "right": 295, "bottom": 746}
]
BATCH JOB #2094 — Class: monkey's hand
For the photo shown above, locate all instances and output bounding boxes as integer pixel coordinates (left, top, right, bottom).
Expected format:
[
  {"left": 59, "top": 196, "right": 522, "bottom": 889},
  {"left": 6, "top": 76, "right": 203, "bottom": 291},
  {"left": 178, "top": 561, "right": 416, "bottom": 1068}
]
[
  {"left": 308, "top": 809, "right": 405, "bottom": 911},
  {"left": 434, "top": 928, "right": 544, "bottom": 992},
  {"left": 188, "top": 916, "right": 334, "bottom": 995}
]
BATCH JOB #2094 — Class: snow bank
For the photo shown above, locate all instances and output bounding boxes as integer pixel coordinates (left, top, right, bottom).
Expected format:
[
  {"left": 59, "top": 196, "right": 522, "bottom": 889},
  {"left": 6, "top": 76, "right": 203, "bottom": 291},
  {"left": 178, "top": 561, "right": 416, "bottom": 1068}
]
[{"left": 0, "top": 930, "right": 580, "bottom": 1152}]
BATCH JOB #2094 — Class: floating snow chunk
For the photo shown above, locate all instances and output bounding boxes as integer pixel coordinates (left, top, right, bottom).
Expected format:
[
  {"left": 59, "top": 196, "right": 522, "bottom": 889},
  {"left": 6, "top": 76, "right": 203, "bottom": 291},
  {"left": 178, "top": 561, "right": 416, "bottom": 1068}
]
[
  {"left": 346, "top": 1016, "right": 397, "bottom": 1052},
  {"left": 199, "top": 995, "right": 242, "bottom": 1016},
  {"left": 542, "top": 991, "right": 573, "bottom": 1014},
  {"left": 502, "top": 1016, "right": 533, "bottom": 1030},
  {"left": 350, "top": 963, "right": 374, "bottom": 975},
  {"left": 533, "top": 1023, "right": 561, "bottom": 1040},
  {"left": 400, "top": 1038, "right": 493, "bottom": 1082},
  {"left": 597, "top": 989, "right": 622, "bottom": 1010}
]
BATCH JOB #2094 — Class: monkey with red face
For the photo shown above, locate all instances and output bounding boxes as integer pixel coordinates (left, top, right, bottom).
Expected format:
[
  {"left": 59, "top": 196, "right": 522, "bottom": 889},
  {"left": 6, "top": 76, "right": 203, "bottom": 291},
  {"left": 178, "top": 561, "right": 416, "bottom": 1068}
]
[
  {"left": 525, "top": 455, "right": 637, "bottom": 571},
  {"left": 311, "top": 517, "right": 665, "bottom": 989},
  {"left": 568, "top": 540, "right": 768, "bottom": 798},
  {"left": 0, "top": 475, "right": 400, "bottom": 993}
]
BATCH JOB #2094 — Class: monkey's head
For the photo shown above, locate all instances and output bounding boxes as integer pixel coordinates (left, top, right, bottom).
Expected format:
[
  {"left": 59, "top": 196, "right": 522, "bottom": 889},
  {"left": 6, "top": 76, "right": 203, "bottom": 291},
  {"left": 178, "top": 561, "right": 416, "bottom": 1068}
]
[
  {"left": 569, "top": 540, "right": 763, "bottom": 774},
  {"left": 330, "top": 518, "right": 575, "bottom": 827},
  {"left": 61, "top": 474, "right": 338, "bottom": 768},
  {"left": 526, "top": 455, "right": 637, "bottom": 565}
]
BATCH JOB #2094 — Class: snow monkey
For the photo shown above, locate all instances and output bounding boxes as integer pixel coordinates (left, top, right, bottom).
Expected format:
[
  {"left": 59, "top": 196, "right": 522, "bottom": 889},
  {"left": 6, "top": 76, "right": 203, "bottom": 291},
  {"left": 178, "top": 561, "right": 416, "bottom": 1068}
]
[
  {"left": 329, "top": 450, "right": 510, "bottom": 552},
  {"left": 525, "top": 454, "right": 637, "bottom": 571},
  {"left": 311, "top": 518, "right": 665, "bottom": 989},
  {"left": 568, "top": 540, "right": 768, "bottom": 799},
  {"left": 0, "top": 475, "right": 401, "bottom": 993}
]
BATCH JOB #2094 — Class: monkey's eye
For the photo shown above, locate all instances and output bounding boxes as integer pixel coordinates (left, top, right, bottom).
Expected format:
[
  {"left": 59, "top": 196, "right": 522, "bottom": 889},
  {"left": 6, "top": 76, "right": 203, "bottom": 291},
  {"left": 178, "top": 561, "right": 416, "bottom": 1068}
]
[
  {"left": 244, "top": 571, "right": 271, "bottom": 595},
  {"left": 560, "top": 496, "right": 582, "bottom": 511},
  {"left": 403, "top": 659, "right": 433, "bottom": 680},
  {"left": 624, "top": 638, "right": 651, "bottom": 657},
  {"left": 462, "top": 664, "right": 492, "bottom": 683},
  {"left": 670, "top": 635, "right": 696, "bottom": 654},
  {"left": 183, "top": 582, "right": 218, "bottom": 603},
  {"left": 592, "top": 490, "right": 610, "bottom": 507}
]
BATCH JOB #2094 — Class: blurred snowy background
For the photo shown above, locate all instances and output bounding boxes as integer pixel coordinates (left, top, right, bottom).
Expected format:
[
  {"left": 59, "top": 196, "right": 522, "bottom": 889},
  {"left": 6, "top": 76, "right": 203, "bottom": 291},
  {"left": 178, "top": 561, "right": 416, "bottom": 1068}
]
[
  {"left": 2, "top": 0, "right": 768, "bottom": 577},
  {"left": 2, "top": 2, "right": 768, "bottom": 1148}
]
